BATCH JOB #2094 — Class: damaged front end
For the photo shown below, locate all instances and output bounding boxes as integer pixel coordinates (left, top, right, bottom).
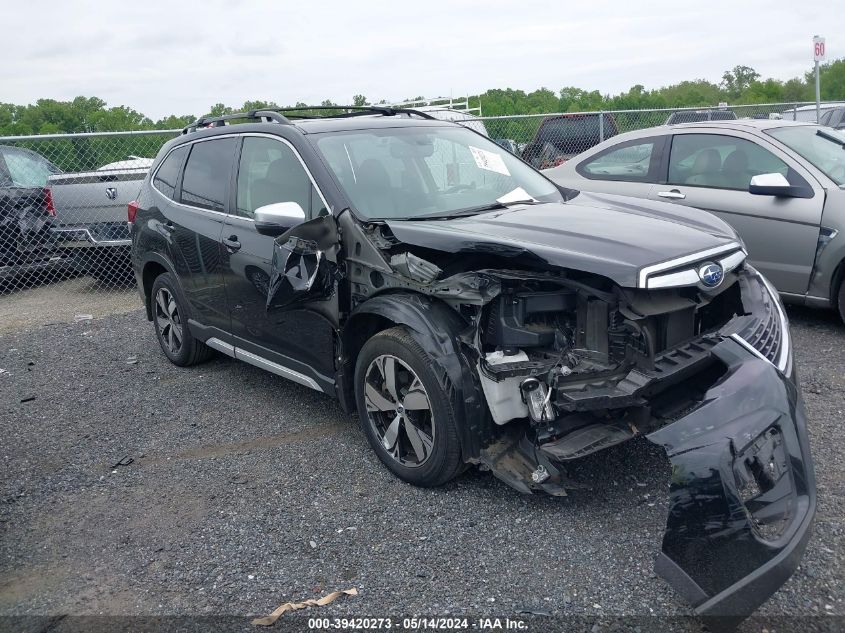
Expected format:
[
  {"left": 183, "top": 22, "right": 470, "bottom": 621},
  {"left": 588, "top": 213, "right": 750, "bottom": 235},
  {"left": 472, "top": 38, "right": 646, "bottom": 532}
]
[{"left": 340, "top": 215, "right": 814, "bottom": 621}]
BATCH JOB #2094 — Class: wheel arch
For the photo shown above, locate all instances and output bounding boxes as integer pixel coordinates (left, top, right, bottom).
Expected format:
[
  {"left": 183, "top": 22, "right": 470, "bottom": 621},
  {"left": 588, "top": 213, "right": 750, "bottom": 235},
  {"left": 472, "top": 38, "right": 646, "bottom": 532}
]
[{"left": 339, "top": 292, "right": 489, "bottom": 461}]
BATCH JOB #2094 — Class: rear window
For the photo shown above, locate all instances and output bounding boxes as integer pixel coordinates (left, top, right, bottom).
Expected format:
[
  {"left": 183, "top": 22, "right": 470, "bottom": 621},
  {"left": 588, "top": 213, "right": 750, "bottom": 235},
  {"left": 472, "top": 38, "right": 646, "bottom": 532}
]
[
  {"left": 536, "top": 114, "right": 617, "bottom": 156},
  {"left": 152, "top": 145, "right": 188, "bottom": 199},
  {"left": 180, "top": 139, "right": 237, "bottom": 212},
  {"left": 1, "top": 147, "right": 59, "bottom": 188},
  {"left": 540, "top": 115, "right": 610, "bottom": 143}
]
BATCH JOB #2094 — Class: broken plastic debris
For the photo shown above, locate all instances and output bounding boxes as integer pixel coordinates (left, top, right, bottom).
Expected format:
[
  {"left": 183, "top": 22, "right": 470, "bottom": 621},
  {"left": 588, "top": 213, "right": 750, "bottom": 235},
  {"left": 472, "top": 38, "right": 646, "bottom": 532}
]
[
  {"left": 251, "top": 588, "right": 358, "bottom": 626},
  {"left": 74, "top": 314, "right": 93, "bottom": 322},
  {"left": 112, "top": 455, "right": 134, "bottom": 469}
]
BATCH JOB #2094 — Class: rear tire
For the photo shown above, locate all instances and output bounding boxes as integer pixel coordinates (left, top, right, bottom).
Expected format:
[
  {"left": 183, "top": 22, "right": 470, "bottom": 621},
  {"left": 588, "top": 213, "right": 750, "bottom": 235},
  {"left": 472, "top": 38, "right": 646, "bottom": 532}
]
[
  {"left": 354, "top": 326, "right": 463, "bottom": 487},
  {"left": 150, "top": 273, "right": 214, "bottom": 366}
]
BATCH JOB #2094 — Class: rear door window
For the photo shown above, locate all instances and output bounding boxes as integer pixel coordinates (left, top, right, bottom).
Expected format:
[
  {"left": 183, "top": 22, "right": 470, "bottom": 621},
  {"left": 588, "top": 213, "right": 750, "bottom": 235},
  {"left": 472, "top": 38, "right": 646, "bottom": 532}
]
[
  {"left": 180, "top": 138, "right": 237, "bottom": 212},
  {"left": 577, "top": 138, "right": 660, "bottom": 182},
  {"left": 152, "top": 145, "right": 188, "bottom": 199}
]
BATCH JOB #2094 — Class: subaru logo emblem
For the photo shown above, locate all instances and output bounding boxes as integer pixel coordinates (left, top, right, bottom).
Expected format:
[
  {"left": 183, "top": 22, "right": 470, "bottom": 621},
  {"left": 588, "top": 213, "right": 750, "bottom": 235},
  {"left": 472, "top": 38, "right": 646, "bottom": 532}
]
[{"left": 698, "top": 263, "right": 724, "bottom": 288}]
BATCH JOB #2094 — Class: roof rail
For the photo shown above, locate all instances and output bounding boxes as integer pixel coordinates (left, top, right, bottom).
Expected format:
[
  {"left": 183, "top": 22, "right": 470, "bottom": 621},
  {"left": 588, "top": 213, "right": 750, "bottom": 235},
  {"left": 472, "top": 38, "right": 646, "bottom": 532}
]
[
  {"left": 181, "top": 105, "right": 439, "bottom": 133},
  {"left": 251, "top": 105, "right": 438, "bottom": 120},
  {"left": 181, "top": 109, "right": 293, "bottom": 135}
]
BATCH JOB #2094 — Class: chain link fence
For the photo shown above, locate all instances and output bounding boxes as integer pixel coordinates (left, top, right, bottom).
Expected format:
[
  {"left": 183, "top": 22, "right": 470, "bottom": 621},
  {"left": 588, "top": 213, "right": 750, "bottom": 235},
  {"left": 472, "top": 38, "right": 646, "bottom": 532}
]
[
  {"left": 0, "top": 130, "right": 178, "bottom": 296},
  {"left": 0, "top": 101, "right": 839, "bottom": 297},
  {"left": 480, "top": 101, "right": 840, "bottom": 169}
]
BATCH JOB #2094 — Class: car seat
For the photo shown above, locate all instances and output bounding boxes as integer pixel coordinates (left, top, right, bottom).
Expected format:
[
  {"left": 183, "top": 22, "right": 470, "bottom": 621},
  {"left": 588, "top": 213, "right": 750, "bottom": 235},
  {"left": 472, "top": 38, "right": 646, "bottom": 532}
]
[
  {"left": 684, "top": 148, "right": 722, "bottom": 186},
  {"left": 720, "top": 149, "right": 753, "bottom": 189},
  {"left": 252, "top": 154, "right": 312, "bottom": 216},
  {"left": 356, "top": 159, "right": 397, "bottom": 218}
]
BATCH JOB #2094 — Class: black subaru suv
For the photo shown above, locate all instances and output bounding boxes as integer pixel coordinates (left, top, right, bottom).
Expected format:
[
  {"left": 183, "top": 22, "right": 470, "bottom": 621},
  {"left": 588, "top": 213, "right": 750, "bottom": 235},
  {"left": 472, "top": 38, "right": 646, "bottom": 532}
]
[{"left": 131, "top": 106, "right": 814, "bottom": 623}]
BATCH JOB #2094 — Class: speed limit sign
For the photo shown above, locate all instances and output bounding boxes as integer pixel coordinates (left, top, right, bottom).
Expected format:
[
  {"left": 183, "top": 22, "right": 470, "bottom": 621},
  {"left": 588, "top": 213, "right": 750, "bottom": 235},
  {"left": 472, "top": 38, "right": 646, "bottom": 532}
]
[{"left": 814, "top": 36, "right": 826, "bottom": 61}]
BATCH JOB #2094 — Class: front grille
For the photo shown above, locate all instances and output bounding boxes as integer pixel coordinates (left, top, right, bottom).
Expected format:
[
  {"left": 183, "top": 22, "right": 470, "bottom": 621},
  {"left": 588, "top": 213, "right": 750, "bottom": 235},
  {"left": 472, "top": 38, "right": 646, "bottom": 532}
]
[{"left": 738, "top": 283, "right": 782, "bottom": 365}]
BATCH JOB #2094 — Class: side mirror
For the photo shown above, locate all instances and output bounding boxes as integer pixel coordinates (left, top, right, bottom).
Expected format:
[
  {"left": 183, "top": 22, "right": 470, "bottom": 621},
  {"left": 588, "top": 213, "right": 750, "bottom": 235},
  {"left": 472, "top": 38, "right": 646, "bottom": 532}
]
[
  {"left": 254, "top": 202, "right": 306, "bottom": 236},
  {"left": 749, "top": 173, "right": 813, "bottom": 198}
]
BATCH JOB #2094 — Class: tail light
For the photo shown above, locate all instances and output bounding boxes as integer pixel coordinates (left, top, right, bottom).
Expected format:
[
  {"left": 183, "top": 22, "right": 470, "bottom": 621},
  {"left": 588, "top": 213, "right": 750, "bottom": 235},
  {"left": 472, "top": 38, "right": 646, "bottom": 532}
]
[
  {"left": 43, "top": 188, "right": 56, "bottom": 216},
  {"left": 128, "top": 200, "right": 139, "bottom": 224}
]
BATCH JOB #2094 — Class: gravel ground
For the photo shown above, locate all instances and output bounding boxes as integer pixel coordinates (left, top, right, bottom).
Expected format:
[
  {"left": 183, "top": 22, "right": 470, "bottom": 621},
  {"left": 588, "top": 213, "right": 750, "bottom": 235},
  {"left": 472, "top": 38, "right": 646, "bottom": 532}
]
[{"left": 0, "top": 298, "right": 843, "bottom": 632}]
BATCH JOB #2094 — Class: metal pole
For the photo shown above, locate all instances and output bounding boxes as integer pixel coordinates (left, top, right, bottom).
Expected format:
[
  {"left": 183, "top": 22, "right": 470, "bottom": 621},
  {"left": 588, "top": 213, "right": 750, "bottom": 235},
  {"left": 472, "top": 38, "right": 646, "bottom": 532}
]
[
  {"left": 815, "top": 60, "right": 821, "bottom": 123},
  {"left": 599, "top": 110, "right": 605, "bottom": 142}
]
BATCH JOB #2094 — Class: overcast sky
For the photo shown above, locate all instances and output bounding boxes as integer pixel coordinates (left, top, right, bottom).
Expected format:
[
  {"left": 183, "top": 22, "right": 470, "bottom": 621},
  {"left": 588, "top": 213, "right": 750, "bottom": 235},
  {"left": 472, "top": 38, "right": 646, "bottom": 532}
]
[{"left": 2, "top": 0, "right": 842, "bottom": 119}]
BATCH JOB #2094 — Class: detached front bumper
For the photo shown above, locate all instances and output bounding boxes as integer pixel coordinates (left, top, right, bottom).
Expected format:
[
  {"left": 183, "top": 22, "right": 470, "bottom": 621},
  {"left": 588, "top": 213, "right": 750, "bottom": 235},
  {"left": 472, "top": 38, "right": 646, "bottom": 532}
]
[{"left": 647, "top": 330, "right": 815, "bottom": 622}]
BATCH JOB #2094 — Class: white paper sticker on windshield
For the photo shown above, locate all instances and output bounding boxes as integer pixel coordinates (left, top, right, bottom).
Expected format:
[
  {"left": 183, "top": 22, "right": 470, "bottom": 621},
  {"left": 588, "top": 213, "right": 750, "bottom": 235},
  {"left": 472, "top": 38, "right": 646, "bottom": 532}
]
[
  {"left": 496, "top": 187, "right": 536, "bottom": 205},
  {"left": 469, "top": 145, "right": 510, "bottom": 176}
]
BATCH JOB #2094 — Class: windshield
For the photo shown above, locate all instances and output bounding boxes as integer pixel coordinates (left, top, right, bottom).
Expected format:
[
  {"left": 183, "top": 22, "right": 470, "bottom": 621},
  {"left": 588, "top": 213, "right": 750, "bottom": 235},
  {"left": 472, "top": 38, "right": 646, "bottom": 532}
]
[
  {"left": 313, "top": 126, "right": 563, "bottom": 219},
  {"left": 767, "top": 125, "right": 845, "bottom": 186}
]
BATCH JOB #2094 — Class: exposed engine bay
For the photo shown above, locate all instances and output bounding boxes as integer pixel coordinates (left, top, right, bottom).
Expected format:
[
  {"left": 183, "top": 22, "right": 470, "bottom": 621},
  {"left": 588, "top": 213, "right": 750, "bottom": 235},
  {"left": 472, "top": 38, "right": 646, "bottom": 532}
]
[
  {"left": 263, "top": 201, "right": 811, "bottom": 622},
  {"left": 335, "top": 217, "right": 762, "bottom": 495}
]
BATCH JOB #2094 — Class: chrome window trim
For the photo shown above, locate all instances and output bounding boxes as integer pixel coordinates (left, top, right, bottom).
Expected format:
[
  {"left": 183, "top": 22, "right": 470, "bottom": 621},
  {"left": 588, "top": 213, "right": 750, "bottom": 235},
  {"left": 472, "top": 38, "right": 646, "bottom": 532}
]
[
  {"left": 151, "top": 132, "right": 331, "bottom": 221},
  {"left": 151, "top": 135, "right": 241, "bottom": 216},
  {"left": 638, "top": 242, "right": 743, "bottom": 288}
]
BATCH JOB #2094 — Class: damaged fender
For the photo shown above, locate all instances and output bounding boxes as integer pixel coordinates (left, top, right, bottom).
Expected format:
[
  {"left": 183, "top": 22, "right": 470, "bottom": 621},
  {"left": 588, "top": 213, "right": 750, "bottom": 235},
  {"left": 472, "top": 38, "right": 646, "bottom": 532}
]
[
  {"left": 646, "top": 339, "right": 815, "bottom": 621},
  {"left": 344, "top": 293, "right": 490, "bottom": 460}
]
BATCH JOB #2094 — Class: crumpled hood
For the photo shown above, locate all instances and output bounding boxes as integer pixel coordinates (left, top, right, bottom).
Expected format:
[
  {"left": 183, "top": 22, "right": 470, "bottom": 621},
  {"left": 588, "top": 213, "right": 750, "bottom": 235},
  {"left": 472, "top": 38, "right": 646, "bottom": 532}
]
[{"left": 385, "top": 192, "right": 739, "bottom": 288}]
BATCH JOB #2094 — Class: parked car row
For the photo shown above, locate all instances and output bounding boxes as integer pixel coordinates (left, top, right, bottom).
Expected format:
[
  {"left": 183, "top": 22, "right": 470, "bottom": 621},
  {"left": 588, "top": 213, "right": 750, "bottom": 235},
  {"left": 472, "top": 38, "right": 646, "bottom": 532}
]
[
  {"left": 131, "top": 105, "right": 813, "bottom": 623},
  {"left": 0, "top": 145, "right": 151, "bottom": 286}
]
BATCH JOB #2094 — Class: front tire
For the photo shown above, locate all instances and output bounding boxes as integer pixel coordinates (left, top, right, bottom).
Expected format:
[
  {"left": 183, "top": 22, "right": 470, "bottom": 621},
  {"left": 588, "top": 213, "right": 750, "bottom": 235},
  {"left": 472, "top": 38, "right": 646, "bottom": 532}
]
[
  {"left": 150, "top": 273, "right": 213, "bottom": 366},
  {"left": 354, "top": 327, "right": 463, "bottom": 487}
]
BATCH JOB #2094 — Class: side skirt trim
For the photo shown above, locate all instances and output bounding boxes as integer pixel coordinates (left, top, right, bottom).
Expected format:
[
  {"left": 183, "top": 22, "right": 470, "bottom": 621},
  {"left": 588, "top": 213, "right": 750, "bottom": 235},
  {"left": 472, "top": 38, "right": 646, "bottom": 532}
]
[
  {"left": 205, "top": 337, "right": 235, "bottom": 356},
  {"left": 205, "top": 337, "right": 323, "bottom": 392}
]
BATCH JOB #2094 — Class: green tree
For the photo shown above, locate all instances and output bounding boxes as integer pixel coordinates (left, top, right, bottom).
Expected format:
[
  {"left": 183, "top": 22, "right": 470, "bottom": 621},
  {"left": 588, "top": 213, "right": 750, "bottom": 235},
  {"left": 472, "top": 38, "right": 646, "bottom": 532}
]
[
  {"left": 207, "top": 103, "right": 233, "bottom": 117},
  {"left": 352, "top": 94, "right": 368, "bottom": 106},
  {"left": 810, "top": 58, "right": 845, "bottom": 101},
  {"left": 155, "top": 114, "right": 196, "bottom": 130},
  {"left": 721, "top": 65, "right": 761, "bottom": 99}
]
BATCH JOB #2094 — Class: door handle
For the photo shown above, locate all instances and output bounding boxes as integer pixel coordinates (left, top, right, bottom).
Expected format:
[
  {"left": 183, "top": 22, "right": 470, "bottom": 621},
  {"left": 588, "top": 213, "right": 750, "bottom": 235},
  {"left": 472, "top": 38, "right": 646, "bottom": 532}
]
[
  {"left": 222, "top": 235, "right": 241, "bottom": 252},
  {"left": 657, "top": 189, "right": 686, "bottom": 200}
]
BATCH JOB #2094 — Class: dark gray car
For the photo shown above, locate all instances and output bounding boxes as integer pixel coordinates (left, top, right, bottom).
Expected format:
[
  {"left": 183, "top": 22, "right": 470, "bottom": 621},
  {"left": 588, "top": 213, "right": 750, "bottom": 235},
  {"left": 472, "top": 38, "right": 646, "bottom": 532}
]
[{"left": 545, "top": 120, "right": 845, "bottom": 321}]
